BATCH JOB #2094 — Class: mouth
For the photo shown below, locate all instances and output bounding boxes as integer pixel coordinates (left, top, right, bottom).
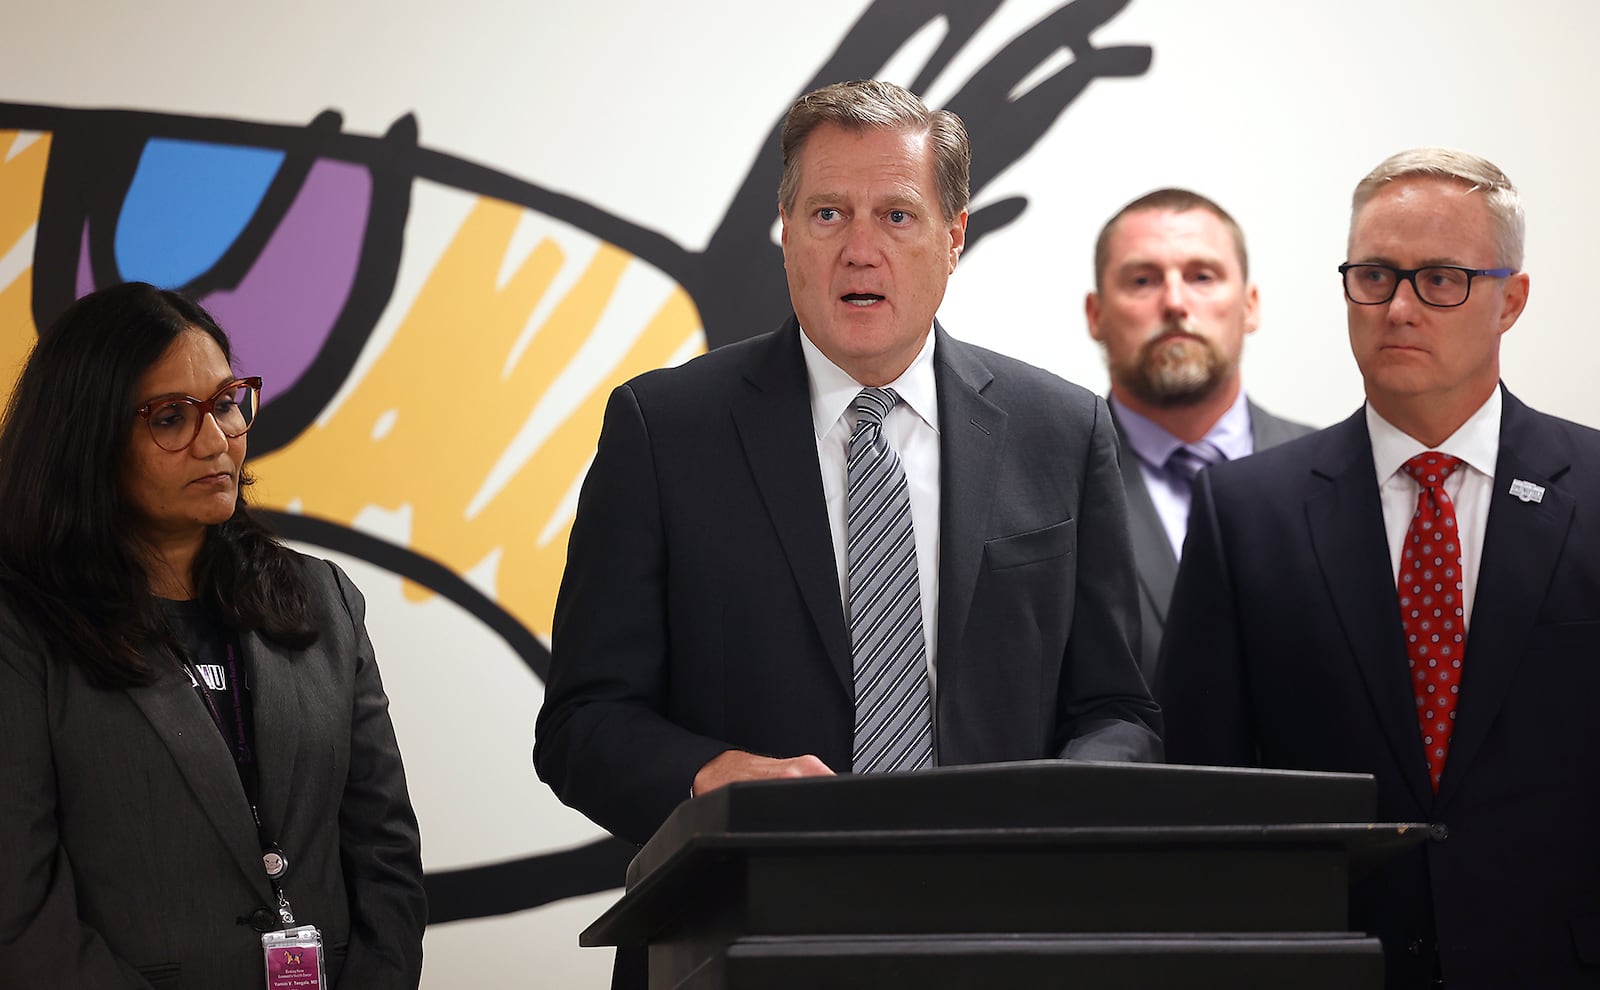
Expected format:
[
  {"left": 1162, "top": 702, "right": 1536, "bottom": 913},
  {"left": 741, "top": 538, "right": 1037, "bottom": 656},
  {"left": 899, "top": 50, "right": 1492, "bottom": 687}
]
[
  {"left": 841, "top": 292, "right": 885, "bottom": 308},
  {"left": 189, "top": 471, "right": 234, "bottom": 486},
  {"left": 1144, "top": 330, "right": 1204, "bottom": 356},
  {"left": 1149, "top": 320, "right": 1199, "bottom": 344}
]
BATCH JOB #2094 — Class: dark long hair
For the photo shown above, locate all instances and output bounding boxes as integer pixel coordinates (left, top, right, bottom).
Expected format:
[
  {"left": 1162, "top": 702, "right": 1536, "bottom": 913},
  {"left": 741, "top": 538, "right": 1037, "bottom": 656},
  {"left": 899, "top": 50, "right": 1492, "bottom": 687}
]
[{"left": 0, "top": 282, "right": 316, "bottom": 685}]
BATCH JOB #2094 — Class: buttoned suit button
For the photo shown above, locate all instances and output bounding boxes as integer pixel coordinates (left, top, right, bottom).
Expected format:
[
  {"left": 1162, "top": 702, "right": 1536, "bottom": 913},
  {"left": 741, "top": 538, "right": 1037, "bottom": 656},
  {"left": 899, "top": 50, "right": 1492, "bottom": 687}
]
[{"left": 248, "top": 907, "right": 277, "bottom": 932}]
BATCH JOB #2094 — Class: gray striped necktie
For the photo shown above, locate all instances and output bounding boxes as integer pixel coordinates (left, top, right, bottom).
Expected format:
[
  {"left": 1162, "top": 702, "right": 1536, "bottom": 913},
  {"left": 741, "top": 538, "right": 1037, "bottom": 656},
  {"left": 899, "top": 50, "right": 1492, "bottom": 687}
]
[{"left": 847, "top": 387, "right": 933, "bottom": 774}]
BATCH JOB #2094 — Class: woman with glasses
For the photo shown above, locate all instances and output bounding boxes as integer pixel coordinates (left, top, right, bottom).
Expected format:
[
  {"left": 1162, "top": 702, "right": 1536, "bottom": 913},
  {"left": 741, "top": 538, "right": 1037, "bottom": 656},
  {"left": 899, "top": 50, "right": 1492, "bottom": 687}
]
[{"left": 0, "top": 282, "right": 426, "bottom": 988}]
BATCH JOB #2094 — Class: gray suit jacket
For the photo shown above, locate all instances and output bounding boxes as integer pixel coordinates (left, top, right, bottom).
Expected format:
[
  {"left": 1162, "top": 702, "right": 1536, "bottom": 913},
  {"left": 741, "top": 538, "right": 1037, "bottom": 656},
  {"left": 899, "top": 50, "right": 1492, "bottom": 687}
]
[
  {"left": 536, "top": 320, "right": 1162, "bottom": 848},
  {"left": 1111, "top": 399, "right": 1312, "bottom": 683},
  {"left": 0, "top": 554, "right": 426, "bottom": 990}
]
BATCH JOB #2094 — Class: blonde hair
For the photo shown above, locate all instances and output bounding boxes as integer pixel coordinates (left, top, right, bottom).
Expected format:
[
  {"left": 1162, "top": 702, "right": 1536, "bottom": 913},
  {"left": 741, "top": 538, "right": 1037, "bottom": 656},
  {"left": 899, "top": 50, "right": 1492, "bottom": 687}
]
[{"left": 1351, "top": 147, "right": 1525, "bottom": 268}]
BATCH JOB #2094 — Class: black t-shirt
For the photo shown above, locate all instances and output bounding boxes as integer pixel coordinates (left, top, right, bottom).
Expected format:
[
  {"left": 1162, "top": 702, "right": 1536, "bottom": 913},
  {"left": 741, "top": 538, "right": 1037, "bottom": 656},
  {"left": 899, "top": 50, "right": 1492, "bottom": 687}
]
[{"left": 161, "top": 598, "right": 257, "bottom": 796}]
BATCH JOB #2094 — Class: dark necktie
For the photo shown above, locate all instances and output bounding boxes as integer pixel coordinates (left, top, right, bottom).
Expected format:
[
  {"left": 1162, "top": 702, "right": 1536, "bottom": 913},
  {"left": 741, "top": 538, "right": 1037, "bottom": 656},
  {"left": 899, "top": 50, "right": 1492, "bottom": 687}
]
[
  {"left": 846, "top": 387, "right": 933, "bottom": 774},
  {"left": 1165, "top": 442, "right": 1224, "bottom": 489},
  {"left": 1398, "top": 452, "right": 1466, "bottom": 792}
]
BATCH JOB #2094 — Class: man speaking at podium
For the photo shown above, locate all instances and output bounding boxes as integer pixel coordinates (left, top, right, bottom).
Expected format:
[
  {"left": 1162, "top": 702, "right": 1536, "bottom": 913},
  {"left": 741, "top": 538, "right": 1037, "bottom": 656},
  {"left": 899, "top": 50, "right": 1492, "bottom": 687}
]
[{"left": 535, "top": 80, "right": 1160, "bottom": 860}]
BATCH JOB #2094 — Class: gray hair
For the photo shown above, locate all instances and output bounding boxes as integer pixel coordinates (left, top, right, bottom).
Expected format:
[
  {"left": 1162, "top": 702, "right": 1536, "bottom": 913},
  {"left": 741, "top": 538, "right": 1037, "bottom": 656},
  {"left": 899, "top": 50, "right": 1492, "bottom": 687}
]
[
  {"left": 1351, "top": 147, "right": 1525, "bottom": 268},
  {"left": 777, "top": 79, "right": 970, "bottom": 223}
]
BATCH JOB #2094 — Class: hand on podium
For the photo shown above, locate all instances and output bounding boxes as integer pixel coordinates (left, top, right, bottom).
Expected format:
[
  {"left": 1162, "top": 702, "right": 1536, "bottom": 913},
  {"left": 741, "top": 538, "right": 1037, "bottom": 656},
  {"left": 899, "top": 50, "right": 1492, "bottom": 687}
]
[{"left": 692, "top": 750, "right": 834, "bottom": 797}]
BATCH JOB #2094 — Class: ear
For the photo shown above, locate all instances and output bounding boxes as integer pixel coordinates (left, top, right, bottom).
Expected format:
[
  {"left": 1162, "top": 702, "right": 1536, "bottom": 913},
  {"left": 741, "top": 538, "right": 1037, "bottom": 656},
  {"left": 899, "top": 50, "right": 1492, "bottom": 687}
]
[
  {"left": 1243, "top": 281, "right": 1262, "bottom": 336},
  {"left": 947, "top": 210, "right": 968, "bottom": 273},
  {"left": 1085, "top": 291, "right": 1104, "bottom": 342},
  {"left": 1497, "top": 271, "right": 1530, "bottom": 334}
]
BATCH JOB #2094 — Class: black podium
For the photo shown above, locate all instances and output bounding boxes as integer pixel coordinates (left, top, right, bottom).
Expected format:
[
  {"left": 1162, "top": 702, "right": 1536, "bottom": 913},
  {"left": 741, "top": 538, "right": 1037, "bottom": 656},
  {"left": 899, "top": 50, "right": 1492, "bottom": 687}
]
[{"left": 581, "top": 761, "right": 1433, "bottom": 988}]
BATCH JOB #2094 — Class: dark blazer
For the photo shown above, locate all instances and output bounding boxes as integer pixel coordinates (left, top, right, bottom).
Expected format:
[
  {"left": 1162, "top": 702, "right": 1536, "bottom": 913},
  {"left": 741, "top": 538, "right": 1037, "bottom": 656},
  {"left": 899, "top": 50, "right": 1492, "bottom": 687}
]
[
  {"left": 535, "top": 320, "right": 1162, "bottom": 847},
  {"left": 1111, "top": 399, "right": 1312, "bottom": 683},
  {"left": 1157, "top": 387, "right": 1600, "bottom": 989},
  {"left": 0, "top": 554, "right": 426, "bottom": 990}
]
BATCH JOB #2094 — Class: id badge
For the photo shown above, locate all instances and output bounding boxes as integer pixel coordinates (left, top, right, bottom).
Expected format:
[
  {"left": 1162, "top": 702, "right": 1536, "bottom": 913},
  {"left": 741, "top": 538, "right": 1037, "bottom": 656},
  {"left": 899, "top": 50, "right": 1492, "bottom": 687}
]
[{"left": 262, "top": 924, "right": 326, "bottom": 989}]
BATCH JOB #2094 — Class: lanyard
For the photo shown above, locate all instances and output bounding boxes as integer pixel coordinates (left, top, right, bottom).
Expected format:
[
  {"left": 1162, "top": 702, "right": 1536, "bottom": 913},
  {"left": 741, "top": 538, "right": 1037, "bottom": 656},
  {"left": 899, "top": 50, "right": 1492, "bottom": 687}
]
[
  {"left": 184, "top": 643, "right": 253, "bottom": 777},
  {"left": 182, "top": 644, "right": 298, "bottom": 925}
]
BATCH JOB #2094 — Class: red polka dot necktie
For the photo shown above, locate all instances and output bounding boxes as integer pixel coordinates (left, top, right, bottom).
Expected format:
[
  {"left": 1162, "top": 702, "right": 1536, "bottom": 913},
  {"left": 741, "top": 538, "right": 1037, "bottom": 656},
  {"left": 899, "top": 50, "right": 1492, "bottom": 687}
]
[{"left": 1398, "top": 452, "right": 1466, "bottom": 792}]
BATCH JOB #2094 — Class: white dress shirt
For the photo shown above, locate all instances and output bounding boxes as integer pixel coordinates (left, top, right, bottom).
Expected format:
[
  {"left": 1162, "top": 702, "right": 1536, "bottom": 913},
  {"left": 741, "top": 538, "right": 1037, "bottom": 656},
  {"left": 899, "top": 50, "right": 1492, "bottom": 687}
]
[
  {"left": 799, "top": 328, "right": 941, "bottom": 684},
  {"left": 1368, "top": 387, "right": 1501, "bottom": 629}
]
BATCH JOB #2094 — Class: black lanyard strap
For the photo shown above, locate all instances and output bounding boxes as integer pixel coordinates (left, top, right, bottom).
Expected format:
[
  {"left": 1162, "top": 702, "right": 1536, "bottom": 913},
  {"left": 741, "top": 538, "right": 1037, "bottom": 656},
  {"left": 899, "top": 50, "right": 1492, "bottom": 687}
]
[{"left": 183, "top": 644, "right": 297, "bottom": 925}]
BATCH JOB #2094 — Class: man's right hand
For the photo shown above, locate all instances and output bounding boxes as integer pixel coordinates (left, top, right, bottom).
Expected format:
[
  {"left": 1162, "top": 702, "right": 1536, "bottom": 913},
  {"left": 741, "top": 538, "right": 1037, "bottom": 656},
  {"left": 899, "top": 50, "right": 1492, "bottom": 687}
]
[{"left": 691, "top": 750, "right": 834, "bottom": 797}]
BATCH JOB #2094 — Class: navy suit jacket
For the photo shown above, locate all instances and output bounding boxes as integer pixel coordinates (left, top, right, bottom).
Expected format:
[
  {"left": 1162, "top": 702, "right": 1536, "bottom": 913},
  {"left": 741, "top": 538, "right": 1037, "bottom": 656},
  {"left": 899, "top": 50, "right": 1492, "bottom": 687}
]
[
  {"left": 536, "top": 320, "right": 1161, "bottom": 848},
  {"left": 1111, "top": 399, "right": 1312, "bottom": 683},
  {"left": 1158, "top": 387, "right": 1600, "bottom": 988}
]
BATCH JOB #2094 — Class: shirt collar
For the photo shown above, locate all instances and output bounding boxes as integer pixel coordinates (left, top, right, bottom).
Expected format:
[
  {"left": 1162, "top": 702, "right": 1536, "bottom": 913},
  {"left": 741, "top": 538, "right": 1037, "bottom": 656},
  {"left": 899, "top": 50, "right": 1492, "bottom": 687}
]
[
  {"left": 1367, "top": 386, "right": 1502, "bottom": 483},
  {"left": 1109, "top": 389, "right": 1255, "bottom": 471},
  {"left": 799, "top": 325, "right": 940, "bottom": 439}
]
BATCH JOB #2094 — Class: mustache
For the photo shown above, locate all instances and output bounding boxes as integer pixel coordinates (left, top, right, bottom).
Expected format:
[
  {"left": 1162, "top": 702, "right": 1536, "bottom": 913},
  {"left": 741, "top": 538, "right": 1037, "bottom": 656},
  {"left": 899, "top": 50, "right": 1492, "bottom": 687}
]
[{"left": 1143, "top": 319, "right": 1200, "bottom": 348}]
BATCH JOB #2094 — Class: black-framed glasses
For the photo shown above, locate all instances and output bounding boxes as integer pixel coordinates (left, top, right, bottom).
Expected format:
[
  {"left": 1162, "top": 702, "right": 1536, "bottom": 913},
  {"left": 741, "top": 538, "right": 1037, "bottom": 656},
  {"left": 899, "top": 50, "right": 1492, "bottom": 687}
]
[
  {"left": 1338, "top": 263, "right": 1516, "bottom": 308},
  {"left": 135, "top": 377, "right": 262, "bottom": 452}
]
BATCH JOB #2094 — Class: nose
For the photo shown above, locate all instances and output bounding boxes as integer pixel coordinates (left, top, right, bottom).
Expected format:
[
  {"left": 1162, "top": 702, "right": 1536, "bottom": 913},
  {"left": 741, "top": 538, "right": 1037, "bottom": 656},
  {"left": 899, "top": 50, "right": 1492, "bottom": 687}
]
[
  {"left": 189, "top": 410, "right": 231, "bottom": 457},
  {"left": 1161, "top": 271, "right": 1188, "bottom": 317},
  {"left": 1387, "top": 273, "right": 1424, "bottom": 321},
  {"left": 840, "top": 216, "right": 883, "bottom": 267}
]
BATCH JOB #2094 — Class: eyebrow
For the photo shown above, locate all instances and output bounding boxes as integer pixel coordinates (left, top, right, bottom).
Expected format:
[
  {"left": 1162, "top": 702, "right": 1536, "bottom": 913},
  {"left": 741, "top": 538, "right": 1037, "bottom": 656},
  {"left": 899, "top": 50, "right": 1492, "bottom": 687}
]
[
  {"left": 141, "top": 376, "right": 241, "bottom": 404},
  {"left": 1119, "top": 252, "right": 1227, "bottom": 270},
  {"left": 801, "top": 191, "right": 924, "bottom": 212},
  {"left": 1353, "top": 256, "right": 1471, "bottom": 268}
]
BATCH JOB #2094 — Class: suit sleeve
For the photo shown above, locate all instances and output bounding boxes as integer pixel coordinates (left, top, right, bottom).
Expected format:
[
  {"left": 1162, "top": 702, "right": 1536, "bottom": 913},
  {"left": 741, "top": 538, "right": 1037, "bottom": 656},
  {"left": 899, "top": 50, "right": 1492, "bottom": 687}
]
[
  {"left": 1154, "top": 467, "right": 1257, "bottom": 766},
  {"left": 1056, "top": 395, "right": 1164, "bottom": 762},
  {"left": 325, "top": 562, "right": 427, "bottom": 989},
  {"left": 0, "top": 613, "right": 153, "bottom": 989},
  {"left": 534, "top": 385, "right": 732, "bottom": 845}
]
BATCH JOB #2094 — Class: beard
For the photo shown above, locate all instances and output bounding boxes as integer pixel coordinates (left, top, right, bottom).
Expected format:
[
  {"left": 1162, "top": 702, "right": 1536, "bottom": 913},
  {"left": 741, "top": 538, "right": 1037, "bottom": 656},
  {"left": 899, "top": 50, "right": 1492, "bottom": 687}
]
[{"left": 1111, "top": 320, "right": 1237, "bottom": 408}]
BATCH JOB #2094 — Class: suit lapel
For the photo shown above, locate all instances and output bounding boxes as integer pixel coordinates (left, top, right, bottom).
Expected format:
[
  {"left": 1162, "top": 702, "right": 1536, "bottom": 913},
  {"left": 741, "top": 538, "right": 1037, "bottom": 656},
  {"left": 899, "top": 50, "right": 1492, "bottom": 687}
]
[
  {"left": 127, "top": 653, "right": 273, "bottom": 896},
  {"left": 1304, "top": 411, "right": 1435, "bottom": 808},
  {"left": 730, "top": 323, "right": 851, "bottom": 686},
  {"left": 1108, "top": 407, "right": 1178, "bottom": 626},
  {"left": 1249, "top": 400, "right": 1311, "bottom": 450},
  {"left": 243, "top": 628, "right": 301, "bottom": 845},
  {"left": 932, "top": 328, "right": 1006, "bottom": 666},
  {"left": 1437, "top": 390, "right": 1575, "bottom": 802}
]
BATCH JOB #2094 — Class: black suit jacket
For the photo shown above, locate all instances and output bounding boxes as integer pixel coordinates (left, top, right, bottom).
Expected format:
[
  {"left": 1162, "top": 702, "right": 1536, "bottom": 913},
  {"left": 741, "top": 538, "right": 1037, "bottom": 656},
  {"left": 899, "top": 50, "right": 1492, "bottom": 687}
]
[
  {"left": 1158, "top": 387, "right": 1600, "bottom": 989},
  {"left": 1111, "top": 399, "right": 1312, "bottom": 683},
  {"left": 0, "top": 554, "right": 426, "bottom": 990},
  {"left": 535, "top": 320, "right": 1161, "bottom": 847}
]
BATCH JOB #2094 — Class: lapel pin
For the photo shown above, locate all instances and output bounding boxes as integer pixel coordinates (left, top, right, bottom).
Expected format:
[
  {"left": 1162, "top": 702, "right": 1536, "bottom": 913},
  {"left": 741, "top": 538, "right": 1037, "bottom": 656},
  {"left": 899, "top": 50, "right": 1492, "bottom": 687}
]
[{"left": 1508, "top": 478, "right": 1545, "bottom": 503}]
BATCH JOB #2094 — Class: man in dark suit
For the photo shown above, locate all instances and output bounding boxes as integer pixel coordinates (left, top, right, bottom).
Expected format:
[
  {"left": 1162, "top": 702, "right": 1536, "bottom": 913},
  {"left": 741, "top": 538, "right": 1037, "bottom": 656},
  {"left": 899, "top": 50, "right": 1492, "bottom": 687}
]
[
  {"left": 1158, "top": 149, "right": 1600, "bottom": 987},
  {"left": 1085, "top": 188, "right": 1311, "bottom": 683},
  {"left": 534, "top": 79, "right": 1160, "bottom": 850}
]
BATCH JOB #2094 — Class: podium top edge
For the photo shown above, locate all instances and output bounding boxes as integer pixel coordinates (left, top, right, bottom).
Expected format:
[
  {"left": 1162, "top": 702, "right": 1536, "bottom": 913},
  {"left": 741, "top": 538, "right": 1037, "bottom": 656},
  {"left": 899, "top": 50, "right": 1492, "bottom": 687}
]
[{"left": 627, "top": 760, "right": 1377, "bottom": 887}]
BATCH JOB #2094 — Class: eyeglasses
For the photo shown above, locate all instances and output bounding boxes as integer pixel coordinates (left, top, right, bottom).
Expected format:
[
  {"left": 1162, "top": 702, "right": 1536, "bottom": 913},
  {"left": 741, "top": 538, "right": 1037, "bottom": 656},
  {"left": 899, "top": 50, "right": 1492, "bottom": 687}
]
[
  {"left": 136, "top": 377, "right": 262, "bottom": 452},
  {"left": 1338, "top": 263, "right": 1516, "bottom": 308}
]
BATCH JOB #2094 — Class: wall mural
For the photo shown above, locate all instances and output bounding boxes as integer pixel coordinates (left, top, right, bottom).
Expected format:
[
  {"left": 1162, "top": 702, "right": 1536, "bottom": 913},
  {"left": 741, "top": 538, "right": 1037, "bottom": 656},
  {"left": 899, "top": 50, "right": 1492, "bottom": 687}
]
[{"left": 0, "top": 0, "right": 1149, "bottom": 927}]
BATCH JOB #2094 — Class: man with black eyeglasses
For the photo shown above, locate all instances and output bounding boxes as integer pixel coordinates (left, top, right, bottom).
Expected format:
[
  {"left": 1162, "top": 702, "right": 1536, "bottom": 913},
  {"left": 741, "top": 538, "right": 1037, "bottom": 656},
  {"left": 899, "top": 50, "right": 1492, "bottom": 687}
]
[{"left": 1157, "top": 148, "right": 1600, "bottom": 988}]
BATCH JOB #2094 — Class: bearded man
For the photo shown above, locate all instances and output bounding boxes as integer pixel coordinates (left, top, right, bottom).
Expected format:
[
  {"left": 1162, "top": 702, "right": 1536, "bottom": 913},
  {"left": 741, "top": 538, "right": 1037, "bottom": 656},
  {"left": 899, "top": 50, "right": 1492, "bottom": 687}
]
[{"left": 1085, "top": 188, "right": 1312, "bottom": 682}]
